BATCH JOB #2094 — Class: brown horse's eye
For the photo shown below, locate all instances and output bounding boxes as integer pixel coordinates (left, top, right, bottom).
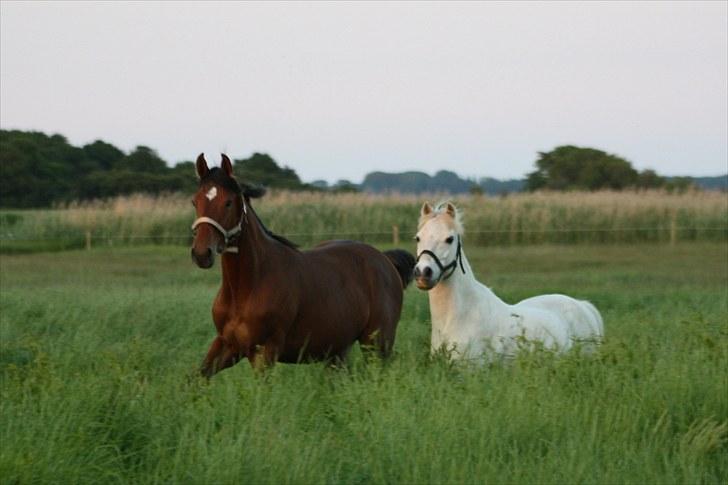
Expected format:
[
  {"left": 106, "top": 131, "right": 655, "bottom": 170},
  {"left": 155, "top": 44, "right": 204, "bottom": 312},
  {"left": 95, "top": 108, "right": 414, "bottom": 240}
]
[
  {"left": 445, "top": 236, "right": 454, "bottom": 244},
  {"left": 191, "top": 199, "right": 197, "bottom": 208},
  {"left": 225, "top": 199, "right": 233, "bottom": 209}
]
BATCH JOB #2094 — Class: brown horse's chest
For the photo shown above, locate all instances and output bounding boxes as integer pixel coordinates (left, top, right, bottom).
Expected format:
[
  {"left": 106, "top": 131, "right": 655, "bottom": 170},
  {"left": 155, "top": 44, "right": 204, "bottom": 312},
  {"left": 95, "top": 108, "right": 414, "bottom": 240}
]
[{"left": 213, "top": 287, "right": 284, "bottom": 350}]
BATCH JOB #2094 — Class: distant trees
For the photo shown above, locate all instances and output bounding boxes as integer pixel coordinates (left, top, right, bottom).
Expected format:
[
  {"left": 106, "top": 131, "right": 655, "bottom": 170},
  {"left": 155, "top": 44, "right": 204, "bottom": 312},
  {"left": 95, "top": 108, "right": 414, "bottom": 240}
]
[
  {"left": 0, "top": 130, "right": 317, "bottom": 208},
  {"left": 362, "top": 170, "right": 474, "bottom": 194},
  {"left": 0, "top": 131, "right": 87, "bottom": 207},
  {"left": 524, "top": 145, "right": 689, "bottom": 192},
  {"left": 81, "top": 140, "right": 124, "bottom": 170},
  {"left": 361, "top": 170, "right": 524, "bottom": 195},
  {"left": 233, "top": 152, "right": 307, "bottom": 190},
  {"left": 1, "top": 130, "right": 717, "bottom": 208},
  {"left": 77, "top": 145, "right": 195, "bottom": 200}
]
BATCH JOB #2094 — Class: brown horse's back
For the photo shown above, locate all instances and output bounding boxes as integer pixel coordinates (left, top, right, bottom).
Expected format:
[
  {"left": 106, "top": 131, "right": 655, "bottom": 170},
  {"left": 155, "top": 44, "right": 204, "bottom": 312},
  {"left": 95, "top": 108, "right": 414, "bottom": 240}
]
[{"left": 277, "top": 241, "right": 405, "bottom": 362}]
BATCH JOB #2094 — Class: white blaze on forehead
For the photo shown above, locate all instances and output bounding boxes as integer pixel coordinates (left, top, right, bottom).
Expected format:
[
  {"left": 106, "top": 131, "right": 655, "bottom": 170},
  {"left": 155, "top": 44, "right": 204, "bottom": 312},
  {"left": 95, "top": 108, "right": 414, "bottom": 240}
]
[{"left": 205, "top": 187, "right": 217, "bottom": 200}]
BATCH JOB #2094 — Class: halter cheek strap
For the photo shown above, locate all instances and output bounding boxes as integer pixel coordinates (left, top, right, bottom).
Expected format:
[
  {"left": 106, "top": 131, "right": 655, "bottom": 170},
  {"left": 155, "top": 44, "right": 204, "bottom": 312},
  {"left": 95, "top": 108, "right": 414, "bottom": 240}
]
[
  {"left": 416, "top": 236, "right": 466, "bottom": 283},
  {"left": 190, "top": 199, "right": 247, "bottom": 253}
]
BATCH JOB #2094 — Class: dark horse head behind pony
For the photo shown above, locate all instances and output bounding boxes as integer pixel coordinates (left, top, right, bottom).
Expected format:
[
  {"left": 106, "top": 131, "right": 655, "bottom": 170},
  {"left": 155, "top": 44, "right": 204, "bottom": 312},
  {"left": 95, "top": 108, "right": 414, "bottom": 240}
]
[{"left": 190, "top": 154, "right": 415, "bottom": 377}]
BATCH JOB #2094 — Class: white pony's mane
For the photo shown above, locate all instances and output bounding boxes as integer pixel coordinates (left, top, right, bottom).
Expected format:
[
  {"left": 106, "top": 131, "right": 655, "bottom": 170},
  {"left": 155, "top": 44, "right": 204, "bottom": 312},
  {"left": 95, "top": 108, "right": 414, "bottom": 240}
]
[{"left": 418, "top": 201, "right": 465, "bottom": 235}]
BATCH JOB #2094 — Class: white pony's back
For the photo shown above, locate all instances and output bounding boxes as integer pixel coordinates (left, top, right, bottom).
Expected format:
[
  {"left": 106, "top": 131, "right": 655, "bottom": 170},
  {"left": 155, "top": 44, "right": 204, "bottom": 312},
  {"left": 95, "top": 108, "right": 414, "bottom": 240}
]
[{"left": 513, "top": 294, "right": 604, "bottom": 351}]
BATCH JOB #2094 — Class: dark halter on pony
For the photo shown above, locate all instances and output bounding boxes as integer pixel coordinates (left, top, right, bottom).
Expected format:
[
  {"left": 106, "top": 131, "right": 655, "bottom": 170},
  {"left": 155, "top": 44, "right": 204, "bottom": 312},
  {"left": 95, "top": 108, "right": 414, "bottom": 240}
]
[{"left": 416, "top": 235, "right": 466, "bottom": 283}]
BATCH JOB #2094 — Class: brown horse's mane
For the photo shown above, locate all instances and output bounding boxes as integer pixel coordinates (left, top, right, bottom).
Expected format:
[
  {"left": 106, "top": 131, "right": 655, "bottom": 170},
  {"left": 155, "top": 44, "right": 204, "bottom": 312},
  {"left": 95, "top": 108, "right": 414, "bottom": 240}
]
[
  {"left": 250, "top": 208, "right": 300, "bottom": 250},
  {"left": 200, "top": 167, "right": 299, "bottom": 250}
]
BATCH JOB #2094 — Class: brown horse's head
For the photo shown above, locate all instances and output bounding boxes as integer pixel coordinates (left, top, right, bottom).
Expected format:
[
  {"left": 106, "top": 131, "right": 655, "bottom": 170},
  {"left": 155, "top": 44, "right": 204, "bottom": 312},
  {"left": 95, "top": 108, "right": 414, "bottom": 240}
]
[{"left": 190, "top": 154, "right": 248, "bottom": 269}]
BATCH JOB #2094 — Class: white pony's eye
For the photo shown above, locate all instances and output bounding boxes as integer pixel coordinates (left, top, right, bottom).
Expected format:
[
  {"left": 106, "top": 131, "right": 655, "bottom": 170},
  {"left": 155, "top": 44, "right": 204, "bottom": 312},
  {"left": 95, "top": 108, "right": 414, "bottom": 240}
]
[
  {"left": 445, "top": 236, "right": 454, "bottom": 244},
  {"left": 415, "top": 236, "right": 420, "bottom": 242}
]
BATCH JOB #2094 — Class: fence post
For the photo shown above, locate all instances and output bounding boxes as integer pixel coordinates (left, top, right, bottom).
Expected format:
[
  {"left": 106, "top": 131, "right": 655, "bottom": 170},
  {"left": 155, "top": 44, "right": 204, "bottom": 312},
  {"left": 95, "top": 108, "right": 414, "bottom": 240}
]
[
  {"left": 392, "top": 225, "right": 400, "bottom": 245},
  {"left": 670, "top": 213, "right": 677, "bottom": 246},
  {"left": 85, "top": 231, "right": 92, "bottom": 251}
]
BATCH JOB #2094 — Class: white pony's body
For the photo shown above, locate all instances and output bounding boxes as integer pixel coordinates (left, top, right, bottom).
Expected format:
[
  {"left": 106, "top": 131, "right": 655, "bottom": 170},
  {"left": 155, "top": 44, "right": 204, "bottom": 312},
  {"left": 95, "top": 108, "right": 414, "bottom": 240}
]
[{"left": 414, "top": 203, "right": 603, "bottom": 362}]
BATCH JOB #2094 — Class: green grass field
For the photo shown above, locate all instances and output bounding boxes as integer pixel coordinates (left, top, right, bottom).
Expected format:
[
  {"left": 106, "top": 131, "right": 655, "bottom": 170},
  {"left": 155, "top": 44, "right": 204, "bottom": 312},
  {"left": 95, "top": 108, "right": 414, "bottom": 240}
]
[{"left": 1, "top": 243, "right": 726, "bottom": 484}]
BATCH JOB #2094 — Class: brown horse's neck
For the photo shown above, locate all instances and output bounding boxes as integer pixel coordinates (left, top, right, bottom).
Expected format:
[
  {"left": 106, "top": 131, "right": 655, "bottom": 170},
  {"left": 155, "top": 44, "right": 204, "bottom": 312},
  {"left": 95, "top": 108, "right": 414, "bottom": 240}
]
[{"left": 220, "top": 202, "right": 288, "bottom": 296}]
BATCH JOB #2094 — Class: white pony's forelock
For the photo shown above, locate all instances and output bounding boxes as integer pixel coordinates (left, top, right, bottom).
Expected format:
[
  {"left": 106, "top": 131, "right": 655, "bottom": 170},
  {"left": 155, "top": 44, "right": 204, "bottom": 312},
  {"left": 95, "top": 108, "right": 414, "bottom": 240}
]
[{"left": 419, "top": 201, "right": 465, "bottom": 235}]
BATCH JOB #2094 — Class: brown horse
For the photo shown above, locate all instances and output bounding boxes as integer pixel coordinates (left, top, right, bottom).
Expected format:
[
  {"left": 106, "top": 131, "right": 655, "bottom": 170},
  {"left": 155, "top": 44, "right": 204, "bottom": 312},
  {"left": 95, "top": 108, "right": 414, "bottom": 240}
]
[{"left": 190, "top": 154, "right": 415, "bottom": 377}]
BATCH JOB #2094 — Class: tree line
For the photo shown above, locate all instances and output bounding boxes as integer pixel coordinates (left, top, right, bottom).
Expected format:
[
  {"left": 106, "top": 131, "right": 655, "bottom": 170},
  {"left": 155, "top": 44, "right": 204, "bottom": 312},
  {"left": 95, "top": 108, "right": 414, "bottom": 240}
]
[
  {"left": 1, "top": 130, "right": 722, "bottom": 207},
  {"left": 360, "top": 145, "right": 715, "bottom": 195},
  {"left": 523, "top": 145, "right": 701, "bottom": 192},
  {"left": 0, "top": 130, "right": 322, "bottom": 207}
]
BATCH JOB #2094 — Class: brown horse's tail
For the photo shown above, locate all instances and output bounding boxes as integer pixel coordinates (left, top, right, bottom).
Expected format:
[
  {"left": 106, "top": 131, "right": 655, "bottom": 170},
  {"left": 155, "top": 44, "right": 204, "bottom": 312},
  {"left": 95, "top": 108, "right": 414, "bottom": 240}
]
[{"left": 384, "top": 249, "right": 415, "bottom": 289}]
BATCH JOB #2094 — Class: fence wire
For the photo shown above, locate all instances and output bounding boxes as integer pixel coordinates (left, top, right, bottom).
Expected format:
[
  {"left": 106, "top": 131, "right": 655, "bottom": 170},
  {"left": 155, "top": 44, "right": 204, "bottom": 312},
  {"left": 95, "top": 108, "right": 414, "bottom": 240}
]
[{"left": 1, "top": 225, "right": 726, "bottom": 247}]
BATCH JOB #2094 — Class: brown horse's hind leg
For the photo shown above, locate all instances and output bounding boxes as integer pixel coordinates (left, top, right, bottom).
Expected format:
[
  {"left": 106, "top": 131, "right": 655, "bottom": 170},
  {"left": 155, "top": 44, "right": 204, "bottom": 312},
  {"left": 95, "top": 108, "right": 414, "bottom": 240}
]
[
  {"left": 359, "top": 300, "right": 400, "bottom": 359},
  {"left": 359, "top": 325, "right": 395, "bottom": 360},
  {"left": 200, "top": 336, "right": 241, "bottom": 378}
]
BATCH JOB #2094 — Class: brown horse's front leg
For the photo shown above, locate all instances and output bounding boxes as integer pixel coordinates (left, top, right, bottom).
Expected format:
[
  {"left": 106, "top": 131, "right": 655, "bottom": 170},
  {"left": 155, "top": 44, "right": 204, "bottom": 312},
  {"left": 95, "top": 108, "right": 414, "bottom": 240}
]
[
  {"left": 246, "top": 344, "right": 276, "bottom": 372},
  {"left": 247, "top": 332, "right": 284, "bottom": 372},
  {"left": 200, "top": 336, "right": 241, "bottom": 378}
]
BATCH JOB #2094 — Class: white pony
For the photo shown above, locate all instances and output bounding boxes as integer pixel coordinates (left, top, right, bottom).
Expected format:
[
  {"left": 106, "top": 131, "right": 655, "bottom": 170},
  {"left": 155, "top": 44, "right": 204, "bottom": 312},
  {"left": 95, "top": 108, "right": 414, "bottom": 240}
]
[{"left": 414, "top": 202, "right": 603, "bottom": 362}]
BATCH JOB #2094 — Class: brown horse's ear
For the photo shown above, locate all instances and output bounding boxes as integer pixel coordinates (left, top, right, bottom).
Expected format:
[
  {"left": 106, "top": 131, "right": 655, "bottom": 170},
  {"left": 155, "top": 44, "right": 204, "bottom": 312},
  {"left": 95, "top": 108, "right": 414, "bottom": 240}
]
[
  {"left": 221, "top": 154, "right": 233, "bottom": 176},
  {"left": 445, "top": 202, "right": 457, "bottom": 218},
  {"left": 196, "top": 153, "right": 209, "bottom": 179},
  {"left": 421, "top": 201, "right": 433, "bottom": 216}
]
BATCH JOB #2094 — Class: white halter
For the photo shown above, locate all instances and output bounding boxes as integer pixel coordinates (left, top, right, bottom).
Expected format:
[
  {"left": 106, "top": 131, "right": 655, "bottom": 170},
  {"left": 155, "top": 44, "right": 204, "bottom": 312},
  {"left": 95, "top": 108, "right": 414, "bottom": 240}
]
[{"left": 190, "top": 199, "right": 247, "bottom": 254}]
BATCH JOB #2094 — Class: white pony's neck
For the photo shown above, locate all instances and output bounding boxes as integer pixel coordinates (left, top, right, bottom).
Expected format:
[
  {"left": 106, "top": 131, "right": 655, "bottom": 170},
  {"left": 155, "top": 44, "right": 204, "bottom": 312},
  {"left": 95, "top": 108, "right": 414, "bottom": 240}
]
[
  {"left": 428, "top": 247, "right": 510, "bottom": 353},
  {"left": 429, "top": 249, "right": 479, "bottom": 317}
]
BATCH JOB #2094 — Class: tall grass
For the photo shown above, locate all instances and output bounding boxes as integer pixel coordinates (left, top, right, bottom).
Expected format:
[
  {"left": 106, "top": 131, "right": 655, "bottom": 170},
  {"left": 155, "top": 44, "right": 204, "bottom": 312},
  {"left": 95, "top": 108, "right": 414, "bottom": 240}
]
[
  {"left": 1, "top": 189, "right": 726, "bottom": 251},
  {"left": 1, "top": 243, "right": 726, "bottom": 483}
]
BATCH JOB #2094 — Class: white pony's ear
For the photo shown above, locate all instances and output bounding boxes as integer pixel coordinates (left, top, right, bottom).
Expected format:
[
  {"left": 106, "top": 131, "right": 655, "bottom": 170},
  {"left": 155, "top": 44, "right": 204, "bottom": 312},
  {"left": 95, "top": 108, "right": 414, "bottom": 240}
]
[
  {"left": 421, "top": 201, "right": 433, "bottom": 216},
  {"left": 445, "top": 202, "right": 457, "bottom": 218}
]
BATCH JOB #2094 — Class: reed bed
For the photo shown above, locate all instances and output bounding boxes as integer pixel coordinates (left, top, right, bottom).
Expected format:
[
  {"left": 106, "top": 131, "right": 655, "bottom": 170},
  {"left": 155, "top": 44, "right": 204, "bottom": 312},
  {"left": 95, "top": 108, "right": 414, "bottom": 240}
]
[{"left": 0, "top": 190, "right": 726, "bottom": 252}]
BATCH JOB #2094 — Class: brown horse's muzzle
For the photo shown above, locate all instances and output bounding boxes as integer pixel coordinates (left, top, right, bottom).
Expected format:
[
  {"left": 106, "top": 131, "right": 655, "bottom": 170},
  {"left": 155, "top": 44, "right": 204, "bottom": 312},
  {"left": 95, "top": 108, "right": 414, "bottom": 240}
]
[
  {"left": 191, "top": 247, "right": 215, "bottom": 269},
  {"left": 191, "top": 223, "right": 226, "bottom": 269}
]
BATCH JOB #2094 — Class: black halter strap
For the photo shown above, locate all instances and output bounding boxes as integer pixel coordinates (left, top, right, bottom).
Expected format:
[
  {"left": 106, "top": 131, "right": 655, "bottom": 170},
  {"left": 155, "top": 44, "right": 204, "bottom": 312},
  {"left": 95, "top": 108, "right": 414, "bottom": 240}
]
[{"left": 416, "top": 236, "right": 466, "bottom": 283}]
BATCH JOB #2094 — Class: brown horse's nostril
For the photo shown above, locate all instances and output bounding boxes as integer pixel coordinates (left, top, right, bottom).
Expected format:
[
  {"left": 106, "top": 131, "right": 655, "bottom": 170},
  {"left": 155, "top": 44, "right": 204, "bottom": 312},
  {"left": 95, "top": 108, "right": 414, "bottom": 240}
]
[{"left": 191, "top": 247, "right": 214, "bottom": 268}]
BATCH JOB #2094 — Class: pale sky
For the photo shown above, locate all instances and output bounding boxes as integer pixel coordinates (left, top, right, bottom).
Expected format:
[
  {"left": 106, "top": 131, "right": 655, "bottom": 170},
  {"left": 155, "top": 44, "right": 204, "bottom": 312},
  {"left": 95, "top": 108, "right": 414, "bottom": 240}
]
[{"left": 1, "top": 1, "right": 726, "bottom": 183}]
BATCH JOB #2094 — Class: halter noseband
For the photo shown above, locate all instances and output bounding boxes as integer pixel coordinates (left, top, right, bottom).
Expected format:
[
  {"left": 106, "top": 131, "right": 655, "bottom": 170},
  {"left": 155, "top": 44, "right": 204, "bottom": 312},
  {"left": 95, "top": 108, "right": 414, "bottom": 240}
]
[
  {"left": 190, "top": 198, "right": 247, "bottom": 253},
  {"left": 416, "top": 235, "right": 466, "bottom": 283}
]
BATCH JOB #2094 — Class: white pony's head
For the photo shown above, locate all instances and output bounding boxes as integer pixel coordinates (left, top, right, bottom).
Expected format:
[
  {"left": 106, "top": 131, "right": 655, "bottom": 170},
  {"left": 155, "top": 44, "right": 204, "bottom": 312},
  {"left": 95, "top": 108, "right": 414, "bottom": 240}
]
[{"left": 414, "top": 201, "right": 465, "bottom": 290}]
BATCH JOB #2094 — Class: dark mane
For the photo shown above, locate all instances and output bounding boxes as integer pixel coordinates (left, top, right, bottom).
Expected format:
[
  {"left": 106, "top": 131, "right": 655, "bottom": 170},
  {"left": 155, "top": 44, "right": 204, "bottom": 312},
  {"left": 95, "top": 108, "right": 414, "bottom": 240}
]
[
  {"left": 200, "top": 167, "right": 266, "bottom": 199},
  {"left": 250, "top": 207, "right": 299, "bottom": 250}
]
